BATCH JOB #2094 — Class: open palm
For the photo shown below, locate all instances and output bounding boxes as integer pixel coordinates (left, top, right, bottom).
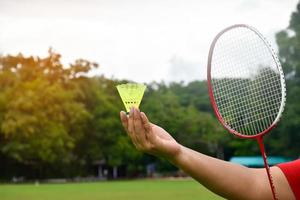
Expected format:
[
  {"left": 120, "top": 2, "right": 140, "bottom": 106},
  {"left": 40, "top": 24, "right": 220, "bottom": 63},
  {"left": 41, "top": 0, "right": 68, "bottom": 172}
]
[{"left": 120, "top": 108, "right": 181, "bottom": 159}]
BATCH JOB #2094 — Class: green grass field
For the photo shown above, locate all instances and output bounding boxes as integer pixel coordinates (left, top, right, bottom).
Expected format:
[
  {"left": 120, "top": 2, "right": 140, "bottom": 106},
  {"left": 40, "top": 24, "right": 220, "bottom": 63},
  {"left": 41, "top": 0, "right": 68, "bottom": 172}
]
[{"left": 0, "top": 179, "right": 224, "bottom": 200}]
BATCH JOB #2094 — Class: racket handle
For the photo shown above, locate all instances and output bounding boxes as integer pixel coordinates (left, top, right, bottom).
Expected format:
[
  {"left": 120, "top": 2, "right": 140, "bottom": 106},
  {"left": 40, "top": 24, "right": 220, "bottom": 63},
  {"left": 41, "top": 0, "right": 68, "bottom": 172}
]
[{"left": 257, "top": 137, "right": 278, "bottom": 200}]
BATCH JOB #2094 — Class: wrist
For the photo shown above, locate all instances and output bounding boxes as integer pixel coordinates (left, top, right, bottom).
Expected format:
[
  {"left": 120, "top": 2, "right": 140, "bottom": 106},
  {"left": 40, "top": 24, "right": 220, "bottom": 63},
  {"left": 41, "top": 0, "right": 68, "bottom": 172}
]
[{"left": 166, "top": 144, "right": 186, "bottom": 165}]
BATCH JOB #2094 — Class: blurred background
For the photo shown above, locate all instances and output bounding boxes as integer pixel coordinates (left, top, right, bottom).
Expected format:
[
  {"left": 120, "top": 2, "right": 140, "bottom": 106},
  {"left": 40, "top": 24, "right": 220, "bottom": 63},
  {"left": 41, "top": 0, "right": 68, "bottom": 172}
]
[{"left": 0, "top": 0, "right": 299, "bottom": 199}]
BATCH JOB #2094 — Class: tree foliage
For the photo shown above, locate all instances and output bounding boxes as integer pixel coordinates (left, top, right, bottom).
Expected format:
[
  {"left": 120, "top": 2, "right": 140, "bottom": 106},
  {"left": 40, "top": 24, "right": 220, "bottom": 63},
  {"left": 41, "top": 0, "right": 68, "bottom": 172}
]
[{"left": 271, "top": 1, "right": 300, "bottom": 157}]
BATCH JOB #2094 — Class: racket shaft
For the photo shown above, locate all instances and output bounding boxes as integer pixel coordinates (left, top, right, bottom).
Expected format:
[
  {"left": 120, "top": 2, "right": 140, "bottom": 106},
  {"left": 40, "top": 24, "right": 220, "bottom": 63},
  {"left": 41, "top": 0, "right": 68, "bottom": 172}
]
[{"left": 257, "top": 137, "right": 278, "bottom": 200}]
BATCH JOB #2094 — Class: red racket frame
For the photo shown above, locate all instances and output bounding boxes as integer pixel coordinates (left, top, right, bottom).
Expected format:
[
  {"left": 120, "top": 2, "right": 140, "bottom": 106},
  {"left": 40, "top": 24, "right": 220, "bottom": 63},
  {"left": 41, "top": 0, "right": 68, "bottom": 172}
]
[{"left": 207, "top": 24, "right": 279, "bottom": 200}]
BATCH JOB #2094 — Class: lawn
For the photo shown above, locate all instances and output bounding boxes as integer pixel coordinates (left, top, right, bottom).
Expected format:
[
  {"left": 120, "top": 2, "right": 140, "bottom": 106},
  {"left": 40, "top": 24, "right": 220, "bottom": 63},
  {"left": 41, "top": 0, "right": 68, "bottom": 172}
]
[{"left": 0, "top": 179, "right": 224, "bottom": 200}]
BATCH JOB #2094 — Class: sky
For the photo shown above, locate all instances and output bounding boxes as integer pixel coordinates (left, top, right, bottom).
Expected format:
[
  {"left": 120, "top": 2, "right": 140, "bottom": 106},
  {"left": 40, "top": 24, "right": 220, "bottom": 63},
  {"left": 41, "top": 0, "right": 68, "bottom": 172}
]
[{"left": 0, "top": 0, "right": 298, "bottom": 83}]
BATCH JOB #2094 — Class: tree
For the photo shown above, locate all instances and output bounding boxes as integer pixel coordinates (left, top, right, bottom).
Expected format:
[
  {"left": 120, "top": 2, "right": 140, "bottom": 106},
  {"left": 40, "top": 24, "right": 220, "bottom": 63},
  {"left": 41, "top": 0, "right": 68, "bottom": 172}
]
[
  {"left": 271, "top": 1, "right": 300, "bottom": 157},
  {"left": 0, "top": 50, "right": 97, "bottom": 178}
]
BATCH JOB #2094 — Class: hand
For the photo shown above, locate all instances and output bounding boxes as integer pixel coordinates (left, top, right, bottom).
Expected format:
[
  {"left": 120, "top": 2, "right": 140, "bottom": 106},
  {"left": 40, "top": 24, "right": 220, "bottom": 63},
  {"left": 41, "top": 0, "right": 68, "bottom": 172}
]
[{"left": 120, "top": 107, "right": 182, "bottom": 160}]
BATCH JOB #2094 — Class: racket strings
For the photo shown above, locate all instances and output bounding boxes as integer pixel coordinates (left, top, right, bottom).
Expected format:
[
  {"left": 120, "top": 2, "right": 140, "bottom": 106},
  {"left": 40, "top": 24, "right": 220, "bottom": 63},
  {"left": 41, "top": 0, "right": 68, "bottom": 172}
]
[
  {"left": 214, "top": 79, "right": 281, "bottom": 134},
  {"left": 213, "top": 77, "right": 281, "bottom": 135},
  {"left": 214, "top": 77, "right": 281, "bottom": 115},
  {"left": 210, "top": 27, "right": 284, "bottom": 136},
  {"left": 213, "top": 76, "right": 280, "bottom": 108},
  {"left": 213, "top": 74, "right": 281, "bottom": 121}
]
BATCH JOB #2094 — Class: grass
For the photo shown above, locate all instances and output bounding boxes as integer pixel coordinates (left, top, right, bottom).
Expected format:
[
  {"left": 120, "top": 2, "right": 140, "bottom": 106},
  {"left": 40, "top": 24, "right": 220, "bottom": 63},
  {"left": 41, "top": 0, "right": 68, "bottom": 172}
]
[{"left": 0, "top": 179, "right": 224, "bottom": 200}]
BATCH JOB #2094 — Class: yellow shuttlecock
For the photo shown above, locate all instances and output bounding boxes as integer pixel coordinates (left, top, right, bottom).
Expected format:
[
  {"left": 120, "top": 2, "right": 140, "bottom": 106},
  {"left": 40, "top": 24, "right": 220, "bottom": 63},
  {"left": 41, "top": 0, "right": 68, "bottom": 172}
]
[{"left": 116, "top": 83, "right": 147, "bottom": 112}]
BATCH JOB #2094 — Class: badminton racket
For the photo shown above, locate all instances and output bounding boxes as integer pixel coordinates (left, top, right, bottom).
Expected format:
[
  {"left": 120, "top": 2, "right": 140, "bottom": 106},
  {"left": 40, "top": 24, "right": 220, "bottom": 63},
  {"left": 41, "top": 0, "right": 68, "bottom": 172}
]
[{"left": 207, "top": 24, "right": 286, "bottom": 200}]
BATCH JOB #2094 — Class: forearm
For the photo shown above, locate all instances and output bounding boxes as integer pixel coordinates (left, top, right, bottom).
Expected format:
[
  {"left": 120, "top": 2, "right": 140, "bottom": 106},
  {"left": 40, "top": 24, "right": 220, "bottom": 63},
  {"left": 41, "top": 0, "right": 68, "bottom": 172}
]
[{"left": 167, "top": 145, "right": 263, "bottom": 200}]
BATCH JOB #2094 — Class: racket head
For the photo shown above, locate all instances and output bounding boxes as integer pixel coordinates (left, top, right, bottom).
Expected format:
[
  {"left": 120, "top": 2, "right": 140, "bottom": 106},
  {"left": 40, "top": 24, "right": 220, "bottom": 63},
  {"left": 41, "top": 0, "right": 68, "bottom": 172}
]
[{"left": 207, "top": 24, "right": 286, "bottom": 139}]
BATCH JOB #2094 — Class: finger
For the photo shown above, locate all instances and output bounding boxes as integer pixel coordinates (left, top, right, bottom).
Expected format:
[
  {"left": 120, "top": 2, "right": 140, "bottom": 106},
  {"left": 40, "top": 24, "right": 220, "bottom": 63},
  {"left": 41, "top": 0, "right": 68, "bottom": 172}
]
[
  {"left": 127, "top": 107, "right": 135, "bottom": 136},
  {"left": 133, "top": 108, "right": 147, "bottom": 145},
  {"left": 130, "top": 107, "right": 143, "bottom": 150},
  {"left": 141, "top": 112, "right": 152, "bottom": 133},
  {"left": 140, "top": 112, "right": 156, "bottom": 150},
  {"left": 128, "top": 107, "right": 140, "bottom": 149},
  {"left": 121, "top": 110, "right": 136, "bottom": 146},
  {"left": 120, "top": 111, "right": 128, "bottom": 131},
  {"left": 140, "top": 112, "right": 154, "bottom": 141}
]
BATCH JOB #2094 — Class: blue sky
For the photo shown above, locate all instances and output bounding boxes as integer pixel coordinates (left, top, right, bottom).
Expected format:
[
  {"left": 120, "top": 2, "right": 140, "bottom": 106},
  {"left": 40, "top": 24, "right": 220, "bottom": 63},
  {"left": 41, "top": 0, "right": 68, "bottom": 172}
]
[{"left": 0, "top": 0, "right": 298, "bottom": 83}]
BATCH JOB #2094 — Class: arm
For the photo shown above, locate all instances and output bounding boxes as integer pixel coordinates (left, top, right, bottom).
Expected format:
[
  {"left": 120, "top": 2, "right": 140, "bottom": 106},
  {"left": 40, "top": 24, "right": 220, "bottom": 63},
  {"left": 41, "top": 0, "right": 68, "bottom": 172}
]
[
  {"left": 120, "top": 108, "right": 294, "bottom": 200},
  {"left": 170, "top": 146, "right": 294, "bottom": 200}
]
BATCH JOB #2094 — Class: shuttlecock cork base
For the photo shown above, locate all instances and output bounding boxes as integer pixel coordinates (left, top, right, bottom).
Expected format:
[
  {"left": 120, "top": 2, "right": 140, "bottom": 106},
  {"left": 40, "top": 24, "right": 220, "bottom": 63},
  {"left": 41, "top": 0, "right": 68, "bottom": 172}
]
[{"left": 116, "top": 83, "right": 146, "bottom": 113}]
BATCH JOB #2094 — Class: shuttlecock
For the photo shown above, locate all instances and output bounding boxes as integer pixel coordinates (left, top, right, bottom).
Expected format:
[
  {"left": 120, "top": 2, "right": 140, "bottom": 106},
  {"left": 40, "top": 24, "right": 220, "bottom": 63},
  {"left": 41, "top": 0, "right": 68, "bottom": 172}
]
[{"left": 116, "top": 83, "right": 146, "bottom": 112}]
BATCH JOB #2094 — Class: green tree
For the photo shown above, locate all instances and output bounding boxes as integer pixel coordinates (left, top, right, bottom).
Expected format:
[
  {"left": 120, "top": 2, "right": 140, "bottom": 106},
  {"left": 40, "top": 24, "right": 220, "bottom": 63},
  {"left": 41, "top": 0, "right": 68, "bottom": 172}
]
[
  {"left": 270, "top": 1, "right": 300, "bottom": 157},
  {"left": 0, "top": 50, "right": 97, "bottom": 178}
]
